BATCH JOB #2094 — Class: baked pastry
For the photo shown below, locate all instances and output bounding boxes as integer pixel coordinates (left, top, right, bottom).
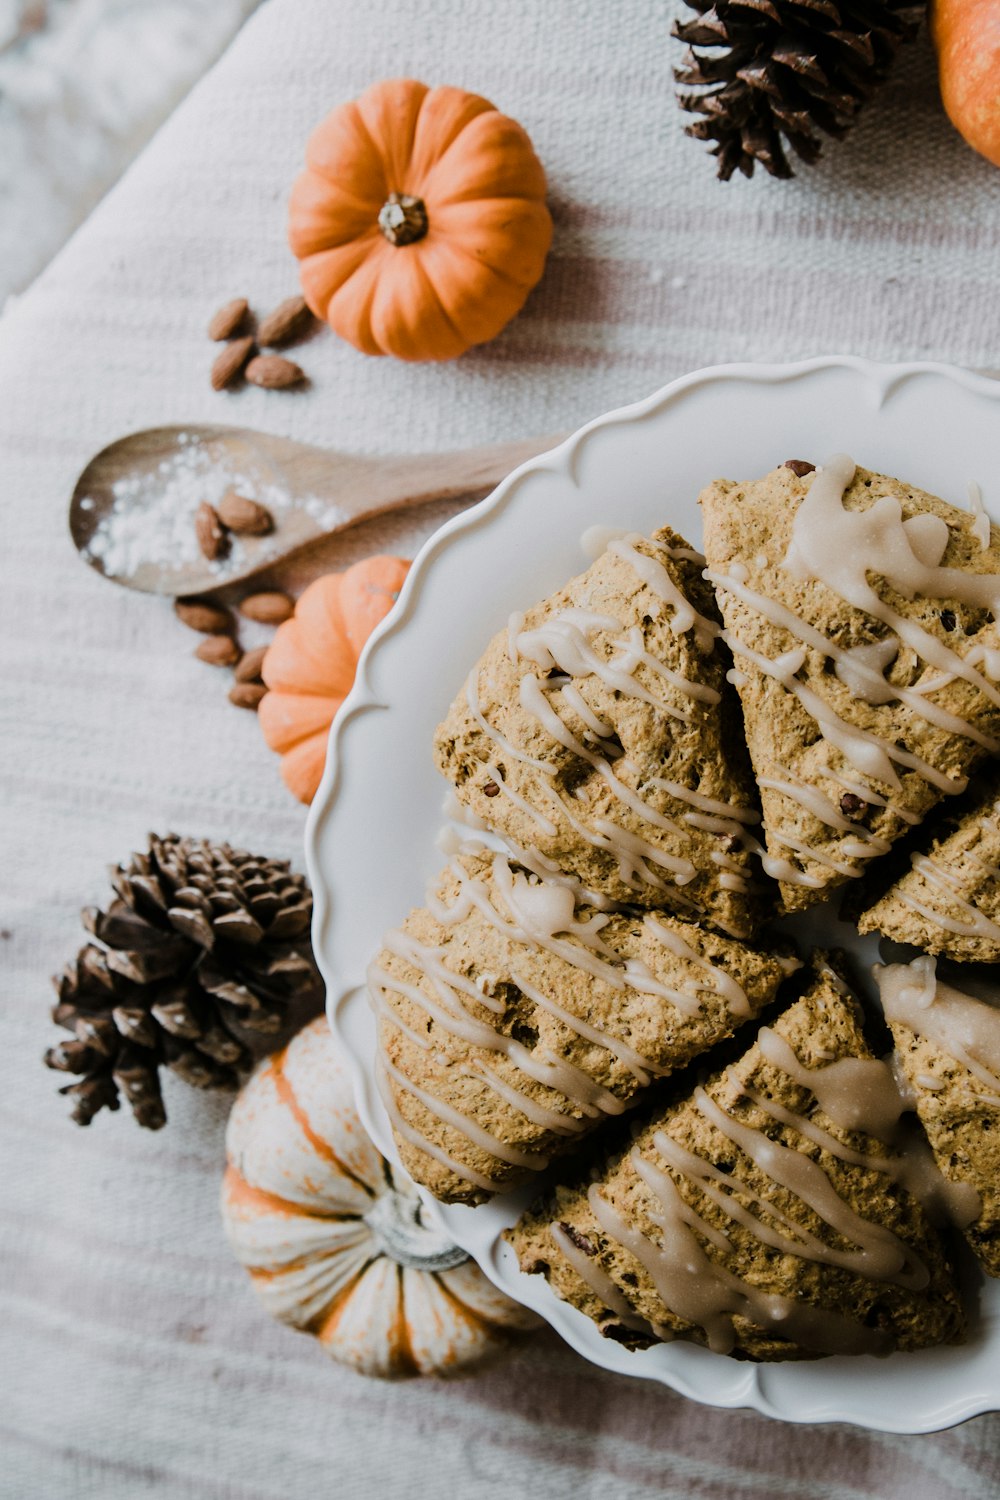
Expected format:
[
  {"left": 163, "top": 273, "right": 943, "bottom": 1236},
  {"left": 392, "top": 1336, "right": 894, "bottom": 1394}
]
[
  {"left": 433, "top": 525, "right": 766, "bottom": 938},
  {"left": 877, "top": 958, "right": 1000, "bottom": 1277},
  {"left": 509, "top": 964, "right": 965, "bottom": 1360},
  {"left": 700, "top": 458, "right": 1000, "bottom": 913},
  {"left": 860, "top": 765, "right": 1000, "bottom": 961},
  {"left": 369, "top": 851, "right": 795, "bottom": 1205}
]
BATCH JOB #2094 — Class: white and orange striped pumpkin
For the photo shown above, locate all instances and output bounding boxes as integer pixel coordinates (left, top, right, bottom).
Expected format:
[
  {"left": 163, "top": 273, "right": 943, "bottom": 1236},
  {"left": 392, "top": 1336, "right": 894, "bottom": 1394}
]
[{"left": 221, "top": 1017, "right": 538, "bottom": 1377}]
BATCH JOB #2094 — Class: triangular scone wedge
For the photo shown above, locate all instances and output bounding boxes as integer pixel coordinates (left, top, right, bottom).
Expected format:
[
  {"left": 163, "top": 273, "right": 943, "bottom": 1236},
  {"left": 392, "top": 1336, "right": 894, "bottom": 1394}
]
[
  {"left": 433, "top": 526, "right": 767, "bottom": 938},
  {"left": 369, "top": 852, "right": 795, "bottom": 1205},
  {"left": 860, "top": 765, "right": 1000, "bottom": 961},
  {"left": 509, "top": 964, "right": 965, "bottom": 1361},
  {"left": 878, "top": 959, "right": 1000, "bottom": 1278},
  {"left": 700, "top": 459, "right": 1000, "bottom": 913}
]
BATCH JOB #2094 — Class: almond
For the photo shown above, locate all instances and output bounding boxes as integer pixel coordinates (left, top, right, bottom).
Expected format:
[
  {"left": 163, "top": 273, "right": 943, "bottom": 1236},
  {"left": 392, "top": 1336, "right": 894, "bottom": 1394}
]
[
  {"left": 229, "top": 682, "right": 267, "bottom": 710},
  {"left": 217, "top": 490, "right": 273, "bottom": 536},
  {"left": 195, "top": 502, "right": 228, "bottom": 561},
  {"left": 208, "top": 298, "right": 249, "bottom": 341},
  {"left": 195, "top": 635, "right": 240, "bottom": 667},
  {"left": 174, "top": 599, "right": 232, "bottom": 634},
  {"left": 257, "top": 295, "right": 313, "bottom": 348},
  {"left": 234, "top": 645, "right": 268, "bottom": 683},
  {"left": 211, "top": 335, "right": 256, "bottom": 391},
  {"left": 239, "top": 590, "right": 294, "bottom": 624},
  {"left": 245, "top": 354, "right": 305, "bottom": 390}
]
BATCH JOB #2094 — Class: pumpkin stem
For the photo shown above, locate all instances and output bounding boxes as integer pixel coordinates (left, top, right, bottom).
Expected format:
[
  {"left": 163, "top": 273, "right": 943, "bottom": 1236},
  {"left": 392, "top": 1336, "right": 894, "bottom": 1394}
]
[
  {"left": 364, "top": 1181, "right": 468, "bottom": 1272},
  {"left": 378, "top": 192, "right": 429, "bottom": 247}
]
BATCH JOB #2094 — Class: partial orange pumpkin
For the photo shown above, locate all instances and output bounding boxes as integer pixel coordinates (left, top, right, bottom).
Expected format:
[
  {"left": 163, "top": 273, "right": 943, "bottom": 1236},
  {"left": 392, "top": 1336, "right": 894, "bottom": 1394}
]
[
  {"left": 258, "top": 555, "right": 410, "bottom": 804},
  {"left": 288, "top": 77, "right": 552, "bottom": 360},
  {"left": 932, "top": 0, "right": 1000, "bottom": 167}
]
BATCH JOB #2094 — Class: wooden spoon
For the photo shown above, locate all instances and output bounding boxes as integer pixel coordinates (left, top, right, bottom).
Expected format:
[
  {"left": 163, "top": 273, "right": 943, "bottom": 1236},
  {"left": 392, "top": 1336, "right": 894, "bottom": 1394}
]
[{"left": 70, "top": 424, "right": 566, "bottom": 596}]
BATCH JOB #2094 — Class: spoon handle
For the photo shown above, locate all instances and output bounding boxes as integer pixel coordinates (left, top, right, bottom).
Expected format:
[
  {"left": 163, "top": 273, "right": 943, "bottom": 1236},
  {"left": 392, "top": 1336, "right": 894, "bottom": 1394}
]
[{"left": 286, "top": 430, "right": 568, "bottom": 524}]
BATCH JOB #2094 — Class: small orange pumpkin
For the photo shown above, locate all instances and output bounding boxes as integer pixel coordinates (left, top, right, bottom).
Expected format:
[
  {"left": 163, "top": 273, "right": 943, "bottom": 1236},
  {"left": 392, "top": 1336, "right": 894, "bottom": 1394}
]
[
  {"left": 259, "top": 555, "right": 410, "bottom": 804},
  {"left": 932, "top": 0, "right": 1000, "bottom": 167},
  {"left": 288, "top": 77, "right": 552, "bottom": 360}
]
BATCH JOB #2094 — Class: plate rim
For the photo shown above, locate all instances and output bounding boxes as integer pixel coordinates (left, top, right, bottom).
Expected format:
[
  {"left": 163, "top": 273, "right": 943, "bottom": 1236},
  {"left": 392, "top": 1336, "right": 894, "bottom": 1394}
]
[{"left": 304, "top": 354, "right": 1000, "bottom": 1431}]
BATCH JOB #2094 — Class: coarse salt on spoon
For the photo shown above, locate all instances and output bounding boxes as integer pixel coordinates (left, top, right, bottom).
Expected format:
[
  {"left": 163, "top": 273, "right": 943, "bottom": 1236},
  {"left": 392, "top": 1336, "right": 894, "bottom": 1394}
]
[{"left": 70, "top": 424, "right": 567, "bottom": 597}]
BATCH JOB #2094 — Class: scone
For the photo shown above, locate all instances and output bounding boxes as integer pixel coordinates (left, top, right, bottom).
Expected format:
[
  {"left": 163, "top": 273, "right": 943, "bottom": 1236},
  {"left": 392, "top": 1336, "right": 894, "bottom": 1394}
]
[
  {"left": 369, "top": 852, "right": 795, "bottom": 1204},
  {"left": 509, "top": 964, "right": 965, "bottom": 1360},
  {"left": 433, "top": 525, "right": 767, "bottom": 938},
  {"left": 877, "top": 958, "right": 1000, "bottom": 1277},
  {"left": 700, "top": 458, "right": 1000, "bottom": 913},
  {"left": 860, "top": 765, "right": 1000, "bottom": 961}
]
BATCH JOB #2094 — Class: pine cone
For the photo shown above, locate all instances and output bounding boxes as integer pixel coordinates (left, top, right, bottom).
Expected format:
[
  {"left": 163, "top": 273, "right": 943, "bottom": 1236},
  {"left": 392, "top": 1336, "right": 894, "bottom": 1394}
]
[
  {"left": 674, "top": 0, "right": 924, "bottom": 180},
  {"left": 45, "top": 834, "right": 320, "bottom": 1128}
]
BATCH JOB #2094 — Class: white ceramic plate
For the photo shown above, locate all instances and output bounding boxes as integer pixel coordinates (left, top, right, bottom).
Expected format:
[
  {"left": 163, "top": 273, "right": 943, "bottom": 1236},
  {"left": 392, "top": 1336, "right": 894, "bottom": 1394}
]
[{"left": 306, "top": 357, "right": 1000, "bottom": 1430}]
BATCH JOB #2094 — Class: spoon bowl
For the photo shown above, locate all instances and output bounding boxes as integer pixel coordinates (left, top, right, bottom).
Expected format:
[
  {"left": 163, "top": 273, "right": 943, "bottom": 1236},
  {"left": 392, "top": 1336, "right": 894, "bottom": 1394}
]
[{"left": 70, "top": 424, "right": 565, "bottom": 596}]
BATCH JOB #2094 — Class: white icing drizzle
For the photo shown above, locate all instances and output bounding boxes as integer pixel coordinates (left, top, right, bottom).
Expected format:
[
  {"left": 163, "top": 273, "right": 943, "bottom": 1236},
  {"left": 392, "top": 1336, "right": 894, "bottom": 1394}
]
[
  {"left": 608, "top": 535, "right": 719, "bottom": 652},
  {"left": 373, "top": 855, "right": 760, "bottom": 1183},
  {"left": 893, "top": 826, "right": 1000, "bottom": 943},
  {"left": 551, "top": 1009, "right": 978, "bottom": 1356},
  {"left": 465, "top": 667, "right": 553, "bottom": 773},
  {"left": 485, "top": 762, "right": 557, "bottom": 835},
  {"left": 876, "top": 957, "right": 1000, "bottom": 1097},
  {"left": 968, "top": 481, "right": 991, "bottom": 553},
  {"left": 784, "top": 455, "right": 1000, "bottom": 708}
]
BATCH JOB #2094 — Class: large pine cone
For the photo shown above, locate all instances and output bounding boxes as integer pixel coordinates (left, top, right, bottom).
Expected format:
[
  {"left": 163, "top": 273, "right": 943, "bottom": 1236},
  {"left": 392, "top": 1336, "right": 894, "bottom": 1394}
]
[
  {"left": 45, "top": 835, "right": 321, "bottom": 1129},
  {"left": 674, "top": 0, "right": 924, "bottom": 180}
]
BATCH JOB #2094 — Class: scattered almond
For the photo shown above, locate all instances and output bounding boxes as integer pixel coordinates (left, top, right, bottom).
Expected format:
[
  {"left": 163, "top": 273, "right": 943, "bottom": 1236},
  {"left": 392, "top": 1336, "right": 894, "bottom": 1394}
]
[
  {"left": 195, "top": 501, "right": 228, "bottom": 561},
  {"left": 195, "top": 635, "right": 240, "bottom": 667},
  {"left": 239, "top": 590, "right": 294, "bottom": 624},
  {"left": 211, "top": 335, "right": 256, "bottom": 391},
  {"left": 174, "top": 599, "right": 232, "bottom": 634},
  {"left": 257, "top": 295, "right": 313, "bottom": 348},
  {"left": 217, "top": 490, "right": 274, "bottom": 536},
  {"left": 234, "top": 645, "right": 268, "bottom": 683},
  {"left": 229, "top": 682, "right": 268, "bottom": 710},
  {"left": 208, "top": 297, "right": 249, "bottom": 341},
  {"left": 245, "top": 354, "right": 305, "bottom": 390}
]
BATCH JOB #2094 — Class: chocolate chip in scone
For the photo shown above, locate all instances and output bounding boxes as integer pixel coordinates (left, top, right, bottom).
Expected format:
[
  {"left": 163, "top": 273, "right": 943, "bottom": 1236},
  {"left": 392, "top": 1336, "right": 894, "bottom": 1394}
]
[
  {"left": 783, "top": 459, "right": 816, "bottom": 476},
  {"left": 940, "top": 609, "right": 957, "bottom": 632},
  {"left": 600, "top": 1323, "right": 659, "bottom": 1349},
  {"left": 839, "top": 792, "right": 869, "bottom": 818},
  {"left": 557, "top": 1221, "right": 598, "bottom": 1257},
  {"left": 483, "top": 781, "right": 501, "bottom": 797}
]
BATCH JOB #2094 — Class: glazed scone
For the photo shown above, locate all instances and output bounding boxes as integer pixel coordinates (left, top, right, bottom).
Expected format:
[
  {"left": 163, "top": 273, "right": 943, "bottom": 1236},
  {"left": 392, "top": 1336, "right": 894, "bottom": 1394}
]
[
  {"left": 433, "top": 525, "right": 767, "bottom": 939},
  {"left": 700, "top": 459, "right": 1000, "bottom": 914},
  {"left": 860, "top": 765, "right": 1000, "bottom": 961},
  {"left": 509, "top": 965, "right": 965, "bottom": 1361},
  {"left": 878, "top": 959, "right": 1000, "bottom": 1277},
  {"left": 369, "top": 852, "right": 795, "bottom": 1205}
]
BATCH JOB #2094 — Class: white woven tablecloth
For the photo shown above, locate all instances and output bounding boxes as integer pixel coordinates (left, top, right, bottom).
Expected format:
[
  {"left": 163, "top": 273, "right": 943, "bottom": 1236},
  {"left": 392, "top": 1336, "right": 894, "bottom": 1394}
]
[{"left": 4, "top": 1, "right": 1000, "bottom": 1494}]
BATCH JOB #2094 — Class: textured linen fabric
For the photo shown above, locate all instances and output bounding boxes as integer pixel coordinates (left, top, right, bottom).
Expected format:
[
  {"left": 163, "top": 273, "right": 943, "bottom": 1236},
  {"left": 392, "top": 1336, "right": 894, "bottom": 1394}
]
[{"left": 3, "top": 0, "right": 1000, "bottom": 1495}]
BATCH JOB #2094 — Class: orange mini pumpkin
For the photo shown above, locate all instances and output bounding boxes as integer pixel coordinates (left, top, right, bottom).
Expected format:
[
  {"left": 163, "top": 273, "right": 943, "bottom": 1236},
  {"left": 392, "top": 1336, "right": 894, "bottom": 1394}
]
[
  {"left": 288, "top": 77, "right": 552, "bottom": 360},
  {"left": 932, "top": 0, "right": 1000, "bottom": 168},
  {"left": 259, "top": 555, "right": 410, "bottom": 804}
]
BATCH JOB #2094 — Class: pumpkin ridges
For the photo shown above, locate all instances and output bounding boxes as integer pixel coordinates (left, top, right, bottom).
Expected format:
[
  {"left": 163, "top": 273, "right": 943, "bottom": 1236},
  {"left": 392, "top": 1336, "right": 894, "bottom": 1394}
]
[
  {"left": 279, "top": 733, "right": 333, "bottom": 805},
  {"left": 422, "top": 113, "right": 549, "bottom": 206},
  {"left": 407, "top": 85, "right": 497, "bottom": 190},
  {"left": 258, "top": 692, "right": 340, "bottom": 754},
  {"left": 391, "top": 1263, "right": 421, "bottom": 1376},
  {"left": 271, "top": 1048, "right": 377, "bottom": 1200},
  {"left": 224, "top": 1165, "right": 359, "bottom": 1226},
  {"left": 262, "top": 610, "right": 355, "bottom": 698},
  {"left": 339, "top": 557, "right": 412, "bottom": 653},
  {"left": 304, "top": 100, "right": 388, "bottom": 203},
  {"left": 298, "top": 238, "right": 386, "bottom": 327},
  {"left": 288, "top": 576, "right": 355, "bottom": 683},
  {"left": 288, "top": 174, "right": 381, "bottom": 258},
  {"left": 326, "top": 250, "right": 400, "bottom": 358},
  {"left": 355, "top": 78, "right": 428, "bottom": 195},
  {"left": 366, "top": 252, "right": 464, "bottom": 361},
  {"left": 427, "top": 199, "right": 554, "bottom": 287},
  {"left": 412, "top": 239, "right": 538, "bottom": 347}
]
